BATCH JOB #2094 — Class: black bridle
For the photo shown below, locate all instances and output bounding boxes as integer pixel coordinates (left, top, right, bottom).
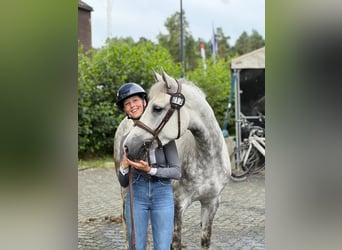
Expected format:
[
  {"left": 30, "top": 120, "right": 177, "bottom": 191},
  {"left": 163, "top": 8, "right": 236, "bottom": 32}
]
[{"left": 133, "top": 79, "right": 185, "bottom": 148}]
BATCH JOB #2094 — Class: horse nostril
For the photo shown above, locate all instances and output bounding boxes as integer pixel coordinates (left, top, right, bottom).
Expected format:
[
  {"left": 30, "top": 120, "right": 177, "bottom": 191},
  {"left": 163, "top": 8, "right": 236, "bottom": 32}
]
[{"left": 124, "top": 146, "right": 128, "bottom": 153}]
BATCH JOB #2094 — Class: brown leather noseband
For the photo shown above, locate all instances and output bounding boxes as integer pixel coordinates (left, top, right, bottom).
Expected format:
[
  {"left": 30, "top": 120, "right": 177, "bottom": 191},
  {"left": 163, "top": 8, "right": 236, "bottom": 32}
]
[{"left": 133, "top": 79, "right": 185, "bottom": 148}]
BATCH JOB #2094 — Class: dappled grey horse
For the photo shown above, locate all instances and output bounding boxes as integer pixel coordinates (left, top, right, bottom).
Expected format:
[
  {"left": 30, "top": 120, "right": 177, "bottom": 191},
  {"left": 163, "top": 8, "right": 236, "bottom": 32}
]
[{"left": 114, "top": 70, "right": 232, "bottom": 249}]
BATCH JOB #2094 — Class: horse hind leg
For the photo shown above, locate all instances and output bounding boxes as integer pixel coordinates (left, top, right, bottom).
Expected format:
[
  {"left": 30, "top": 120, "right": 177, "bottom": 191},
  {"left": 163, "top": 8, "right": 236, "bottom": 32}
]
[{"left": 200, "top": 197, "right": 220, "bottom": 250}]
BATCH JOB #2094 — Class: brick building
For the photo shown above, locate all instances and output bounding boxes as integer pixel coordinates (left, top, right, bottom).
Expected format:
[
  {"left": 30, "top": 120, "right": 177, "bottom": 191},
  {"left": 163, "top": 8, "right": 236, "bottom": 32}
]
[{"left": 78, "top": 0, "right": 93, "bottom": 51}]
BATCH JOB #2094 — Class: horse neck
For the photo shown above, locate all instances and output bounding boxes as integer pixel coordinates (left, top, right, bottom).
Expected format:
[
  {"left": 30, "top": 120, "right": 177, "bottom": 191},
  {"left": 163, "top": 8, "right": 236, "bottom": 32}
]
[{"left": 188, "top": 103, "right": 225, "bottom": 155}]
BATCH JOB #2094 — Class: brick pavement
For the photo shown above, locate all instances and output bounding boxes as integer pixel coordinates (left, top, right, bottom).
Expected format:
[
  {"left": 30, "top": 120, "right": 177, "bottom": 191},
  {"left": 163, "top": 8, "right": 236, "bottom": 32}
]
[{"left": 78, "top": 167, "right": 265, "bottom": 250}]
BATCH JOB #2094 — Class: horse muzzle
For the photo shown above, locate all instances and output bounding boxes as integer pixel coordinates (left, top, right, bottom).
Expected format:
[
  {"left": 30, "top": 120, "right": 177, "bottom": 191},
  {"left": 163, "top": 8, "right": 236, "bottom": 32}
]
[{"left": 124, "top": 139, "right": 153, "bottom": 161}]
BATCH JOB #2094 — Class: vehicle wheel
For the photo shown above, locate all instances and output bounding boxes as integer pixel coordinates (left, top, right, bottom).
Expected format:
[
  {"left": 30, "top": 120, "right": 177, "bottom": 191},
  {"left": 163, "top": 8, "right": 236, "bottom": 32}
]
[{"left": 230, "top": 144, "right": 259, "bottom": 178}]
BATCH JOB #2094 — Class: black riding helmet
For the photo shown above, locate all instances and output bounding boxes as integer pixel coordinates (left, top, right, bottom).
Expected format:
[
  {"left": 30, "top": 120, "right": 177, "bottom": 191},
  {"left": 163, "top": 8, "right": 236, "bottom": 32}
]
[{"left": 116, "top": 83, "right": 148, "bottom": 111}]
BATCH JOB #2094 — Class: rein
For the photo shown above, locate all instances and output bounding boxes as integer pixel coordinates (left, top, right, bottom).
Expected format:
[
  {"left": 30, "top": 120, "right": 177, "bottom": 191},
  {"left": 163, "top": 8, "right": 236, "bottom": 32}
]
[
  {"left": 128, "top": 166, "right": 136, "bottom": 250},
  {"left": 133, "top": 79, "right": 185, "bottom": 148}
]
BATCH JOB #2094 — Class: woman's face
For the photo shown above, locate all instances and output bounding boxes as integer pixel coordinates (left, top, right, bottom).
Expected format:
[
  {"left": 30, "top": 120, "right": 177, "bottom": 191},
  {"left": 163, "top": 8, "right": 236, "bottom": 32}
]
[{"left": 123, "top": 95, "right": 146, "bottom": 119}]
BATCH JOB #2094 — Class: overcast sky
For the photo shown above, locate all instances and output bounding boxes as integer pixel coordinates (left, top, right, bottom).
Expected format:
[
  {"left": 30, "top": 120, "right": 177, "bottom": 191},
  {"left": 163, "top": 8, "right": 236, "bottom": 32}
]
[{"left": 83, "top": 0, "right": 265, "bottom": 48}]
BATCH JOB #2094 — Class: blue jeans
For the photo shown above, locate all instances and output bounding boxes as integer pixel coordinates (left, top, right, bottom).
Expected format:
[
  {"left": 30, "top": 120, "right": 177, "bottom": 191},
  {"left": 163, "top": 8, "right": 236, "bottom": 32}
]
[{"left": 125, "top": 174, "right": 174, "bottom": 250}]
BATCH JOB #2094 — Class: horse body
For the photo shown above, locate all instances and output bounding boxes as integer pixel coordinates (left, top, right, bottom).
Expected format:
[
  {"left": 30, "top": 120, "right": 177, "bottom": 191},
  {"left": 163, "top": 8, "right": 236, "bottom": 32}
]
[
  {"left": 171, "top": 94, "right": 230, "bottom": 249},
  {"left": 115, "top": 70, "right": 231, "bottom": 250}
]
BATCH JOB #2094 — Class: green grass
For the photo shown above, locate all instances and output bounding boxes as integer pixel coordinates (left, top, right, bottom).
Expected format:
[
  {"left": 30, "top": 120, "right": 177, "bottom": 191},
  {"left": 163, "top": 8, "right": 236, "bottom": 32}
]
[{"left": 78, "top": 155, "right": 115, "bottom": 169}]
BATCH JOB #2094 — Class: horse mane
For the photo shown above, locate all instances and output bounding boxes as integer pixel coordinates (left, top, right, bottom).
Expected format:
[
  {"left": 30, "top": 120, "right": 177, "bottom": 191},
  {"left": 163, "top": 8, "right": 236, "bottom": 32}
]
[{"left": 182, "top": 80, "right": 206, "bottom": 99}]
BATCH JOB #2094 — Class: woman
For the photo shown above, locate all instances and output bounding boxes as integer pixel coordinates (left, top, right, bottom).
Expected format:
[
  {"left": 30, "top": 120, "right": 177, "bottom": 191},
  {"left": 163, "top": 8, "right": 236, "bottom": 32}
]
[{"left": 116, "top": 82, "right": 181, "bottom": 250}]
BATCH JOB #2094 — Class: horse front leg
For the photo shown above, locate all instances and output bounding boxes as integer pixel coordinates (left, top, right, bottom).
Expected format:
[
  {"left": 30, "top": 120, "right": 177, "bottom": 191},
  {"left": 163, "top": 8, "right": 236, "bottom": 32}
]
[
  {"left": 200, "top": 197, "right": 220, "bottom": 250},
  {"left": 171, "top": 199, "right": 183, "bottom": 250},
  {"left": 120, "top": 187, "right": 129, "bottom": 250},
  {"left": 172, "top": 195, "right": 191, "bottom": 250}
]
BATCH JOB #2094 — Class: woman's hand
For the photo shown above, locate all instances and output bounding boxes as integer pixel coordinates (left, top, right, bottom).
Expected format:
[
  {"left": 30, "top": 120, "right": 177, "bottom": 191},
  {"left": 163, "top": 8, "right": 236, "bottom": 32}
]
[
  {"left": 121, "top": 147, "right": 130, "bottom": 169},
  {"left": 125, "top": 157, "right": 151, "bottom": 173}
]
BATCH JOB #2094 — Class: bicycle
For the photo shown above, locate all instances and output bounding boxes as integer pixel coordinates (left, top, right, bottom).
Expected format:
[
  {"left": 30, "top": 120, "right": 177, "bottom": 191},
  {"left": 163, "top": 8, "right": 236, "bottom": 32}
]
[{"left": 231, "top": 114, "right": 265, "bottom": 178}]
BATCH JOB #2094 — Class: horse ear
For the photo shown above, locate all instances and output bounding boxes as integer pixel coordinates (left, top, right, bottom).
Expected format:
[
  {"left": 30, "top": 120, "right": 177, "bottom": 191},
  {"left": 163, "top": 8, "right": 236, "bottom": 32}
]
[
  {"left": 161, "top": 69, "right": 178, "bottom": 93},
  {"left": 152, "top": 69, "right": 163, "bottom": 82}
]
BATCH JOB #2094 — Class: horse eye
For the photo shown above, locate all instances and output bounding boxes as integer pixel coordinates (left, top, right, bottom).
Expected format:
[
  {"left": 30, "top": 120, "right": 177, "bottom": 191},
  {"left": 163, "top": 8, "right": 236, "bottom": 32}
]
[{"left": 152, "top": 105, "right": 163, "bottom": 113}]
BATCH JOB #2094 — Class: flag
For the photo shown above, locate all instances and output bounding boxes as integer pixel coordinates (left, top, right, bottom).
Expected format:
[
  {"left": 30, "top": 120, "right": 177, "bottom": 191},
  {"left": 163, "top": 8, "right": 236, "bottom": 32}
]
[
  {"left": 200, "top": 43, "right": 207, "bottom": 71},
  {"left": 200, "top": 43, "right": 206, "bottom": 60},
  {"left": 210, "top": 26, "right": 218, "bottom": 61}
]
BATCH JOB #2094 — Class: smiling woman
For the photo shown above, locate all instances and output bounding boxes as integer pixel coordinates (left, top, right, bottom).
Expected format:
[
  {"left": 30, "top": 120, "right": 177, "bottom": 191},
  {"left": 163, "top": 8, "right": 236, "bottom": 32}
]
[
  {"left": 116, "top": 83, "right": 148, "bottom": 119},
  {"left": 123, "top": 96, "right": 146, "bottom": 119}
]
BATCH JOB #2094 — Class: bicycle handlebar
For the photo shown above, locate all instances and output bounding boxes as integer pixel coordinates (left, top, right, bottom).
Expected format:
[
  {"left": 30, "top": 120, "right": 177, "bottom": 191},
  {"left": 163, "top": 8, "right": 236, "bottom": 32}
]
[{"left": 239, "top": 113, "right": 265, "bottom": 137}]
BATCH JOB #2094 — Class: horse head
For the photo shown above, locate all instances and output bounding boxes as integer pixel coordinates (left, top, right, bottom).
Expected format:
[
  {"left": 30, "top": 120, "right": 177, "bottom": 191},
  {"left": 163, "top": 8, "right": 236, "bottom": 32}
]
[{"left": 123, "top": 69, "right": 190, "bottom": 161}]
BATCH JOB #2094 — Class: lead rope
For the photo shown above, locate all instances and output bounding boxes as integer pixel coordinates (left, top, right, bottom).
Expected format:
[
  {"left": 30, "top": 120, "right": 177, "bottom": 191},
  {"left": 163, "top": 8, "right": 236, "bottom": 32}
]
[
  {"left": 177, "top": 108, "right": 181, "bottom": 139},
  {"left": 145, "top": 141, "right": 152, "bottom": 166},
  {"left": 128, "top": 141, "right": 152, "bottom": 250},
  {"left": 128, "top": 166, "right": 136, "bottom": 250}
]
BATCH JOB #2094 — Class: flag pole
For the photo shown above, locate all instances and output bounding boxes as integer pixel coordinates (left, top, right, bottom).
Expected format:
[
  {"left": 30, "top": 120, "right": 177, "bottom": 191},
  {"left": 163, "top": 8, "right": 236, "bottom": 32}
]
[{"left": 180, "top": 0, "right": 185, "bottom": 77}]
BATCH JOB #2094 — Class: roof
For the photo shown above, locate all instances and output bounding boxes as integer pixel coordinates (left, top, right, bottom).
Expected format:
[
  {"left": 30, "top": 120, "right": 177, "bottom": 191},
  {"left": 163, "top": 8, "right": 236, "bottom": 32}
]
[
  {"left": 78, "top": 0, "right": 93, "bottom": 11},
  {"left": 231, "top": 47, "right": 265, "bottom": 69}
]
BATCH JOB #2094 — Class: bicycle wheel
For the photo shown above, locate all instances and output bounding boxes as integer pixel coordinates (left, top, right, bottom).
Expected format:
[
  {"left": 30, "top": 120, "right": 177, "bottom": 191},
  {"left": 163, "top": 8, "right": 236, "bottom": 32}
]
[
  {"left": 253, "top": 152, "right": 265, "bottom": 173},
  {"left": 230, "top": 144, "right": 260, "bottom": 178}
]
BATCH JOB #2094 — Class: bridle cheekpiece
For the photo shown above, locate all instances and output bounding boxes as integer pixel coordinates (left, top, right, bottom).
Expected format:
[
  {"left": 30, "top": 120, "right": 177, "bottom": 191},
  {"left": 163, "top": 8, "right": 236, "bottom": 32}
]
[{"left": 133, "top": 79, "right": 185, "bottom": 148}]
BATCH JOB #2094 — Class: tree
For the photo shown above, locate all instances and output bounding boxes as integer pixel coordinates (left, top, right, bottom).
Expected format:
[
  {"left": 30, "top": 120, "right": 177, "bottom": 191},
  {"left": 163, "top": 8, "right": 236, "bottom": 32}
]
[
  {"left": 157, "top": 12, "right": 183, "bottom": 63},
  {"left": 157, "top": 11, "right": 198, "bottom": 73},
  {"left": 234, "top": 31, "right": 249, "bottom": 55},
  {"left": 184, "top": 35, "right": 198, "bottom": 71},
  {"left": 232, "top": 30, "right": 265, "bottom": 55},
  {"left": 215, "top": 27, "right": 231, "bottom": 60},
  {"left": 248, "top": 29, "right": 265, "bottom": 51}
]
